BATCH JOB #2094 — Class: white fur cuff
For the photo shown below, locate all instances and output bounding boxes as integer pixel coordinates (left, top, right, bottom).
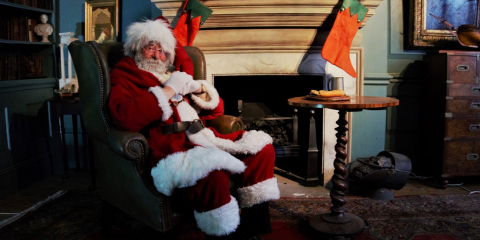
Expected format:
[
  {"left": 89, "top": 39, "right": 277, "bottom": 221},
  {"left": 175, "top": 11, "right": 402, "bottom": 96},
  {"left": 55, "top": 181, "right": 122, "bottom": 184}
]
[
  {"left": 190, "top": 80, "right": 220, "bottom": 110},
  {"left": 187, "top": 128, "right": 273, "bottom": 155},
  {"left": 151, "top": 146, "right": 246, "bottom": 196},
  {"left": 194, "top": 196, "right": 240, "bottom": 236},
  {"left": 148, "top": 86, "right": 173, "bottom": 121},
  {"left": 237, "top": 177, "right": 280, "bottom": 208}
]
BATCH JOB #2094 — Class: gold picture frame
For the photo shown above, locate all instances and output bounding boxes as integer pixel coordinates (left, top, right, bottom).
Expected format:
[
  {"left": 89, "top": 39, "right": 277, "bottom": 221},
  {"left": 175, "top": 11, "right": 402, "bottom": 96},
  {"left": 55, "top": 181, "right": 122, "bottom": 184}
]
[
  {"left": 85, "top": 0, "right": 120, "bottom": 43},
  {"left": 407, "top": 0, "right": 477, "bottom": 49}
]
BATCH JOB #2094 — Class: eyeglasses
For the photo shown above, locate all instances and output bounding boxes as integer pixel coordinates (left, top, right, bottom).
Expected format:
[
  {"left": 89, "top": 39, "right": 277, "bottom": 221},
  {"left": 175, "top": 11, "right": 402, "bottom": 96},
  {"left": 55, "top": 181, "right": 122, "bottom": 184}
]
[{"left": 143, "top": 45, "right": 165, "bottom": 54}]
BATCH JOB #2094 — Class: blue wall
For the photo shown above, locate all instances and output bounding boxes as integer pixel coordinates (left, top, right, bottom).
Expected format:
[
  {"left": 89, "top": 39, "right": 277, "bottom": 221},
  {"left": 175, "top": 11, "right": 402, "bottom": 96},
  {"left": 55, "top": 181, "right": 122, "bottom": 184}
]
[
  {"left": 58, "top": 1, "right": 85, "bottom": 41},
  {"left": 352, "top": 0, "right": 390, "bottom": 161},
  {"left": 121, "top": 0, "right": 153, "bottom": 41},
  {"left": 59, "top": 0, "right": 153, "bottom": 42}
]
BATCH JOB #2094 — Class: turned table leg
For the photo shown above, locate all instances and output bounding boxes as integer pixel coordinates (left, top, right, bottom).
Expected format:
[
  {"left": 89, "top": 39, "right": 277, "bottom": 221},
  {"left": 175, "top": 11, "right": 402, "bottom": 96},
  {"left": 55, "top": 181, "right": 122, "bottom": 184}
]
[{"left": 309, "top": 110, "right": 365, "bottom": 237}]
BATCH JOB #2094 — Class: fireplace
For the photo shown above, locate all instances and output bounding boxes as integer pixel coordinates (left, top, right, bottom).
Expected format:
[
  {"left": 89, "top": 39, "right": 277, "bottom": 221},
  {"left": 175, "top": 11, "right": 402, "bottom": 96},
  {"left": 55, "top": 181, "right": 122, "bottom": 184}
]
[
  {"left": 215, "top": 75, "right": 324, "bottom": 181},
  {"left": 215, "top": 75, "right": 322, "bottom": 118},
  {"left": 152, "top": 0, "right": 383, "bottom": 186}
]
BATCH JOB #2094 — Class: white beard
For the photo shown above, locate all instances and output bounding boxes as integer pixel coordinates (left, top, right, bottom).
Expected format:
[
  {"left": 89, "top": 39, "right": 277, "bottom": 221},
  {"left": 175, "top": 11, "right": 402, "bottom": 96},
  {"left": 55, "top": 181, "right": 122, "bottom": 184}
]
[
  {"left": 135, "top": 53, "right": 172, "bottom": 84},
  {"left": 135, "top": 53, "right": 168, "bottom": 74}
]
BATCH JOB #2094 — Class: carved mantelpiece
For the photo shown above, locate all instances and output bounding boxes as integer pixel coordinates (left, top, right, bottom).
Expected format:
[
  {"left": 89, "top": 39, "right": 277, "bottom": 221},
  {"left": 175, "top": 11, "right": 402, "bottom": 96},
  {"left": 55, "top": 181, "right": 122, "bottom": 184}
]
[
  {"left": 153, "top": 0, "right": 383, "bottom": 29},
  {"left": 151, "top": 0, "right": 383, "bottom": 186},
  {"left": 153, "top": 0, "right": 384, "bottom": 50}
]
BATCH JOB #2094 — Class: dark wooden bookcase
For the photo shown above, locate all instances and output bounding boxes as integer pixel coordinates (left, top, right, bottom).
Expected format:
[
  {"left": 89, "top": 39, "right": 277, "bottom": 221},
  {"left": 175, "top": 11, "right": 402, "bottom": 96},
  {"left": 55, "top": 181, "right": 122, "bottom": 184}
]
[{"left": 0, "top": 0, "right": 60, "bottom": 200}]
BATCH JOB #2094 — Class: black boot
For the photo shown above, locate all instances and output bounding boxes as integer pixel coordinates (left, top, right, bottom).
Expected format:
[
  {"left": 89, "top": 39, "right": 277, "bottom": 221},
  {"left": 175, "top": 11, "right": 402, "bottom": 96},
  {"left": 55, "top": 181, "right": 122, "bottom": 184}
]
[{"left": 236, "top": 202, "right": 272, "bottom": 238}]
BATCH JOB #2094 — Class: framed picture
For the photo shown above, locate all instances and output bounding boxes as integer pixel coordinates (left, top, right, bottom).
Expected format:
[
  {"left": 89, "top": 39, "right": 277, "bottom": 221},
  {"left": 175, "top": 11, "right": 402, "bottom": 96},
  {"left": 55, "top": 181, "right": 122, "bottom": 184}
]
[
  {"left": 407, "top": 0, "right": 479, "bottom": 49},
  {"left": 85, "top": 0, "right": 120, "bottom": 43}
]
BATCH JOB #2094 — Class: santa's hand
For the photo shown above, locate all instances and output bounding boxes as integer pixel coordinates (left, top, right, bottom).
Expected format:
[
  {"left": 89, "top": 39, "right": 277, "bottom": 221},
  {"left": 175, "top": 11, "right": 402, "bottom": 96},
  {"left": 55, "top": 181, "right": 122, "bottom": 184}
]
[
  {"left": 164, "top": 71, "right": 193, "bottom": 94},
  {"left": 179, "top": 80, "right": 201, "bottom": 95}
]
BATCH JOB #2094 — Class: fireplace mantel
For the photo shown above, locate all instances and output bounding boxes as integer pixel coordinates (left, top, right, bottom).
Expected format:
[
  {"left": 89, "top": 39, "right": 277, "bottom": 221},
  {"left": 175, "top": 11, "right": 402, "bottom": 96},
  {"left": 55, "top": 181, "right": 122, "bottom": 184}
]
[
  {"left": 152, "top": 0, "right": 384, "bottom": 29},
  {"left": 152, "top": 0, "right": 385, "bottom": 50}
]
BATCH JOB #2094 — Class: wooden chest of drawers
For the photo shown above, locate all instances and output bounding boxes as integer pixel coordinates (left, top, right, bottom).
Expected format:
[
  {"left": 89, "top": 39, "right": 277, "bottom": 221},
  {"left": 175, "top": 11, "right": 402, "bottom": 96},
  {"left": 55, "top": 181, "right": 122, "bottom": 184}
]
[{"left": 423, "top": 51, "right": 480, "bottom": 188}]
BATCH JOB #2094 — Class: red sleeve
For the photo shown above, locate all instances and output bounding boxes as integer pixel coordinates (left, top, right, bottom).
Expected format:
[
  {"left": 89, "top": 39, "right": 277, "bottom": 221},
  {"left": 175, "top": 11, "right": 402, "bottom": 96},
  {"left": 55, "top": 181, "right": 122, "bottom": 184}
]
[
  {"left": 109, "top": 78, "right": 165, "bottom": 133},
  {"left": 199, "top": 97, "right": 225, "bottom": 122}
]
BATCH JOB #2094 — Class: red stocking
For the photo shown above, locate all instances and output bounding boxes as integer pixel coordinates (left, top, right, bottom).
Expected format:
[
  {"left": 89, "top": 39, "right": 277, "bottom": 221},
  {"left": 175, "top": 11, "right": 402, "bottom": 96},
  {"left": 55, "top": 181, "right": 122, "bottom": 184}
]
[
  {"left": 173, "top": 11, "right": 201, "bottom": 46},
  {"left": 172, "top": 0, "right": 211, "bottom": 46},
  {"left": 321, "top": 8, "right": 366, "bottom": 78}
]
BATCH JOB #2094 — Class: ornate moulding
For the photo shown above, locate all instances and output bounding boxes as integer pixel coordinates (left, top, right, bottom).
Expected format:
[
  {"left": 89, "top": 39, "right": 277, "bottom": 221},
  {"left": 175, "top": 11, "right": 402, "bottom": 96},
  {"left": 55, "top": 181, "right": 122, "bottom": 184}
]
[
  {"left": 152, "top": 0, "right": 384, "bottom": 29},
  {"left": 152, "top": 0, "right": 384, "bottom": 50}
]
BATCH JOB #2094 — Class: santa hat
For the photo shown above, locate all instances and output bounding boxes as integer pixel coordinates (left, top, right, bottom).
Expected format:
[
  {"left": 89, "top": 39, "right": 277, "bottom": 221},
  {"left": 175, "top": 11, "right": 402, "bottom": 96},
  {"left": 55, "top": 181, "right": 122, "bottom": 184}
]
[{"left": 124, "top": 18, "right": 176, "bottom": 65}]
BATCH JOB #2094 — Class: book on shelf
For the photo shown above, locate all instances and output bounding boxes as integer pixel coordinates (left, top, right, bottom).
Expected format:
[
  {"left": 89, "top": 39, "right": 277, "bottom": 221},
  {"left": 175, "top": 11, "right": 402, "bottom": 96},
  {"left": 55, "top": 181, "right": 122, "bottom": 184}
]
[
  {"left": 0, "top": 52, "right": 44, "bottom": 81},
  {"left": 28, "top": 19, "right": 36, "bottom": 42},
  {"left": 1, "top": 15, "right": 41, "bottom": 42},
  {"left": 3, "top": 0, "right": 53, "bottom": 10}
]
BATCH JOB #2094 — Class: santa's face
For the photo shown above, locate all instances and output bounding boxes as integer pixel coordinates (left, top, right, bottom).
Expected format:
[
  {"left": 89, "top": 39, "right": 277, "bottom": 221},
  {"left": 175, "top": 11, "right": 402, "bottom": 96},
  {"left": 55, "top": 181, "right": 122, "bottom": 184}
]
[
  {"left": 135, "top": 43, "right": 169, "bottom": 74},
  {"left": 142, "top": 43, "right": 166, "bottom": 62}
]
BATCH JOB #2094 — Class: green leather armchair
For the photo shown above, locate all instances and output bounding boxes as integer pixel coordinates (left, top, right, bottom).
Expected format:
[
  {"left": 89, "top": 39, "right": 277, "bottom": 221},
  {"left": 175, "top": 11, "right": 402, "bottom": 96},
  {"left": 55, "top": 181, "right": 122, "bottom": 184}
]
[{"left": 68, "top": 40, "right": 243, "bottom": 236}]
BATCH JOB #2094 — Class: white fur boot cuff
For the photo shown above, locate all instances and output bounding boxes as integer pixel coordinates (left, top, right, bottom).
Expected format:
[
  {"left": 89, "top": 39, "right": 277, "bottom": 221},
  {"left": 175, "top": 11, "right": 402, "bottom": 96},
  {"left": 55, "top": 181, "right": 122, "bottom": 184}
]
[{"left": 194, "top": 196, "right": 240, "bottom": 236}]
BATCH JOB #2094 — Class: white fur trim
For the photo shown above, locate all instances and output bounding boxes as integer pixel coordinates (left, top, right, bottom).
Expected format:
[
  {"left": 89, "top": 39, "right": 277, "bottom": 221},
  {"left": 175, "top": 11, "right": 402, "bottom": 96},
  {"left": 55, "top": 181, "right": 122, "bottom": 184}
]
[
  {"left": 194, "top": 196, "right": 240, "bottom": 236},
  {"left": 187, "top": 128, "right": 273, "bottom": 155},
  {"left": 176, "top": 100, "right": 200, "bottom": 121},
  {"left": 176, "top": 95, "right": 272, "bottom": 154},
  {"left": 190, "top": 80, "right": 220, "bottom": 110},
  {"left": 151, "top": 146, "right": 246, "bottom": 196},
  {"left": 124, "top": 19, "right": 176, "bottom": 66},
  {"left": 237, "top": 177, "right": 280, "bottom": 208},
  {"left": 148, "top": 86, "right": 173, "bottom": 121}
]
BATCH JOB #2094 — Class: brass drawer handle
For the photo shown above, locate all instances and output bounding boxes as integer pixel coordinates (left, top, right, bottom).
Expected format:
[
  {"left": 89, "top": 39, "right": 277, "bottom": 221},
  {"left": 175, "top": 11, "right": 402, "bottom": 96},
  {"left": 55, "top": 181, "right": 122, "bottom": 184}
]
[
  {"left": 467, "top": 154, "right": 479, "bottom": 161},
  {"left": 472, "top": 102, "right": 480, "bottom": 109},
  {"left": 457, "top": 65, "right": 470, "bottom": 71},
  {"left": 473, "top": 87, "right": 480, "bottom": 93},
  {"left": 469, "top": 124, "right": 480, "bottom": 131}
]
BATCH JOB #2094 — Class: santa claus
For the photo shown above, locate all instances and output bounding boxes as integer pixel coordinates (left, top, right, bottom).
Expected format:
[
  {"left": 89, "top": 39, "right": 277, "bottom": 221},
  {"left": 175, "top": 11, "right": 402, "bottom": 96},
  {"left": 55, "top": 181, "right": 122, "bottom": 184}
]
[{"left": 108, "top": 17, "right": 280, "bottom": 239}]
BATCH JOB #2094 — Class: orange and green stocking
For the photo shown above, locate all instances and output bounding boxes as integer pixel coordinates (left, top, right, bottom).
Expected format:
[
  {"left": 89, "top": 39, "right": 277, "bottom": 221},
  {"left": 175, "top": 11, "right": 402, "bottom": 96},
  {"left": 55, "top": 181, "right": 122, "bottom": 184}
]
[
  {"left": 173, "top": 0, "right": 213, "bottom": 46},
  {"left": 321, "top": 0, "right": 368, "bottom": 78}
]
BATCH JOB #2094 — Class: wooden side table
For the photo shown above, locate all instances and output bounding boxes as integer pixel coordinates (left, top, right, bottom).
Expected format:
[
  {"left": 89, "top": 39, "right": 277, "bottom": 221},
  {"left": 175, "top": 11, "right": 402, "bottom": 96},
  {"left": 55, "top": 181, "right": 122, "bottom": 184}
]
[
  {"left": 47, "top": 96, "right": 96, "bottom": 190},
  {"left": 288, "top": 95, "right": 399, "bottom": 238}
]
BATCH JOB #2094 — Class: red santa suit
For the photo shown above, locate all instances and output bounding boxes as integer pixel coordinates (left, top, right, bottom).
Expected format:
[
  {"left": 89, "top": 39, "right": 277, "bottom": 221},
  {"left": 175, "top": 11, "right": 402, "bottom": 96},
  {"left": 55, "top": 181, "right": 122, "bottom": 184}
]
[{"left": 108, "top": 18, "right": 280, "bottom": 237}]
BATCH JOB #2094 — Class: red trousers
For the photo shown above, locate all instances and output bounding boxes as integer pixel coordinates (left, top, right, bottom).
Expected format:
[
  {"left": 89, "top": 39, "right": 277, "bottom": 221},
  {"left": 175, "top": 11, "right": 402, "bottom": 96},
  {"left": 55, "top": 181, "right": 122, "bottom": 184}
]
[{"left": 174, "top": 143, "right": 276, "bottom": 212}]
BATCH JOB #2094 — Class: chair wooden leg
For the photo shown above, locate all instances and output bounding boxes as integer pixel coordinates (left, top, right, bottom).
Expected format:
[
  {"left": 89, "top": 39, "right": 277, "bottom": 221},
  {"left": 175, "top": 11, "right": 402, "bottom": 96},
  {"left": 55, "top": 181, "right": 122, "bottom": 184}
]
[{"left": 101, "top": 200, "right": 114, "bottom": 238}]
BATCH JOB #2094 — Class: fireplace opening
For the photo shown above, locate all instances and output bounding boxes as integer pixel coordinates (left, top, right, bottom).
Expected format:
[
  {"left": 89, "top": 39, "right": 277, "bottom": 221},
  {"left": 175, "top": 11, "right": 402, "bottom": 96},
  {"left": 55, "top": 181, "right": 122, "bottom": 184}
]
[{"left": 214, "top": 75, "right": 324, "bottom": 182}]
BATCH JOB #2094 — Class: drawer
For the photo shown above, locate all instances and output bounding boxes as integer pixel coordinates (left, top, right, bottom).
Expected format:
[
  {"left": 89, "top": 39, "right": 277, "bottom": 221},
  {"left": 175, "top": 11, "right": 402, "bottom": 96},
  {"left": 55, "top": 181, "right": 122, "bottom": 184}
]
[
  {"left": 448, "top": 83, "right": 480, "bottom": 97},
  {"left": 446, "top": 99, "right": 480, "bottom": 114},
  {"left": 448, "top": 55, "right": 477, "bottom": 83},
  {"left": 445, "top": 118, "right": 480, "bottom": 139},
  {"left": 442, "top": 140, "right": 480, "bottom": 176}
]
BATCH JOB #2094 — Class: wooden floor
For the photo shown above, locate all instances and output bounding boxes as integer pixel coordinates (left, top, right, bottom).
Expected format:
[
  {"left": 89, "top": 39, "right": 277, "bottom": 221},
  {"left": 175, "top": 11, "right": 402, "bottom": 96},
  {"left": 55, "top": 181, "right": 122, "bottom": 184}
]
[
  {"left": 1, "top": 169, "right": 479, "bottom": 222},
  {"left": 277, "top": 171, "right": 480, "bottom": 198}
]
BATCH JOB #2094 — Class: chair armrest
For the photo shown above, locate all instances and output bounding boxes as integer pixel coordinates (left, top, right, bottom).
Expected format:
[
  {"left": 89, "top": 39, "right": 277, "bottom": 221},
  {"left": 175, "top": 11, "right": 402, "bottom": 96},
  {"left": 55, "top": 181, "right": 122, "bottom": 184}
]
[
  {"left": 107, "top": 129, "right": 149, "bottom": 162},
  {"left": 205, "top": 115, "right": 244, "bottom": 134}
]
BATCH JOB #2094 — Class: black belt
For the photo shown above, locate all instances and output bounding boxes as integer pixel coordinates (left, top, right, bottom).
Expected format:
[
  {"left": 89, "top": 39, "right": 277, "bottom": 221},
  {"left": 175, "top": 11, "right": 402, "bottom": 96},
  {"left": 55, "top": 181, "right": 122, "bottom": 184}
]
[
  {"left": 160, "top": 119, "right": 205, "bottom": 134},
  {"left": 171, "top": 99, "right": 184, "bottom": 107}
]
